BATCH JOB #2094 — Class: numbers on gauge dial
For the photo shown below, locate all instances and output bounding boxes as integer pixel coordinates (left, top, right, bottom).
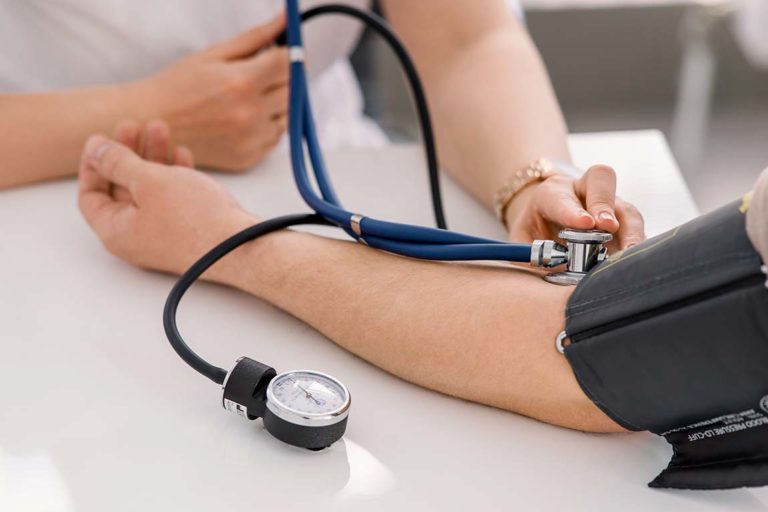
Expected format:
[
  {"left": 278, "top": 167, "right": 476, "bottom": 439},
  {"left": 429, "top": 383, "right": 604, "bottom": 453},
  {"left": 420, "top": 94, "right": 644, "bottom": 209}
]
[{"left": 271, "top": 373, "right": 346, "bottom": 415}]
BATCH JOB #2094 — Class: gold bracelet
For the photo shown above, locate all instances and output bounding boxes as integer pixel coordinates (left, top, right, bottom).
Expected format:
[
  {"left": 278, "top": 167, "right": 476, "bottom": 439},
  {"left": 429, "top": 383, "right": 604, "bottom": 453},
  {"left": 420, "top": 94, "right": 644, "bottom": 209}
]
[{"left": 494, "top": 158, "right": 554, "bottom": 228}]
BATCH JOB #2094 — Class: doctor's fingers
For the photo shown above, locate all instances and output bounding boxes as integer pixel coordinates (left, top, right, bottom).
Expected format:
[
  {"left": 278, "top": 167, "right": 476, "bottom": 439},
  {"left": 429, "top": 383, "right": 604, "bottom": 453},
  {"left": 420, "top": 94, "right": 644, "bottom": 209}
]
[
  {"left": 263, "top": 114, "right": 288, "bottom": 148},
  {"left": 117, "top": 120, "right": 195, "bottom": 168},
  {"left": 536, "top": 183, "right": 595, "bottom": 231},
  {"left": 114, "top": 120, "right": 141, "bottom": 152},
  {"left": 205, "top": 13, "right": 286, "bottom": 61},
  {"left": 141, "top": 120, "right": 173, "bottom": 163},
  {"left": 574, "top": 165, "right": 619, "bottom": 233},
  {"left": 173, "top": 146, "right": 195, "bottom": 168},
  {"left": 614, "top": 199, "right": 646, "bottom": 249},
  {"left": 140, "top": 120, "right": 195, "bottom": 167},
  {"left": 262, "top": 84, "right": 289, "bottom": 118},
  {"left": 237, "top": 46, "right": 290, "bottom": 93}
]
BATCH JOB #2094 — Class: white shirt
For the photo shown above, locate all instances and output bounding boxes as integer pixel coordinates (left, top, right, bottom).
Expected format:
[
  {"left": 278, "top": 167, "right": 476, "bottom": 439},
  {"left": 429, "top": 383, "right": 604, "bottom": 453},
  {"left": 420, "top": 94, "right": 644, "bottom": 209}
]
[
  {"left": 0, "top": 0, "right": 523, "bottom": 149},
  {"left": 734, "top": 0, "right": 768, "bottom": 68},
  {"left": 0, "top": 0, "right": 386, "bottom": 148}
]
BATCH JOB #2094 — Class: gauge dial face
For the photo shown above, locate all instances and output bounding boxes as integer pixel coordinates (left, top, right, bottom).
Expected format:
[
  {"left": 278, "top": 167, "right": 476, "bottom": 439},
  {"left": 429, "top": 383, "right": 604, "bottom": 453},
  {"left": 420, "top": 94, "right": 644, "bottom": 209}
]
[{"left": 268, "top": 371, "right": 349, "bottom": 416}]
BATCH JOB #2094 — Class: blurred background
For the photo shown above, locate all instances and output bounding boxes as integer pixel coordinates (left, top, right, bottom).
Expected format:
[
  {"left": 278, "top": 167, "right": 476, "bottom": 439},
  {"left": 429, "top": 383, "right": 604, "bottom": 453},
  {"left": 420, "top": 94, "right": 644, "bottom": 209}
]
[{"left": 350, "top": 0, "right": 768, "bottom": 213}]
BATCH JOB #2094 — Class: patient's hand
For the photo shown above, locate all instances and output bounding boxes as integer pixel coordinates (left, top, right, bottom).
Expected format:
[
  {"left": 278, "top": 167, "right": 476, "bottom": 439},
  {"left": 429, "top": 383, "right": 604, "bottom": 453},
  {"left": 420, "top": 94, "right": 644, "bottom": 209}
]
[
  {"left": 131, "top": 14, "right": 288, "bottom": 172},
  {"left": 504, "top": 164, "right": 646, "bottom": 251},
  {"left": 78, "top": 126, "right": 258, "bottom": 280}
]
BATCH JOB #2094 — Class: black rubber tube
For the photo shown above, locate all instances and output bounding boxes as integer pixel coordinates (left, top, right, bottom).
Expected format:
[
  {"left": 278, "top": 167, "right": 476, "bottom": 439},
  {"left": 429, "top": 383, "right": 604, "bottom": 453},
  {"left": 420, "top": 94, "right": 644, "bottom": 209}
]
[
  {"left": 163, "top": 214, "right": 333, "bottom": 384},
  {"left": 165, "top": 6, "right": 445, "bottom": 384}
]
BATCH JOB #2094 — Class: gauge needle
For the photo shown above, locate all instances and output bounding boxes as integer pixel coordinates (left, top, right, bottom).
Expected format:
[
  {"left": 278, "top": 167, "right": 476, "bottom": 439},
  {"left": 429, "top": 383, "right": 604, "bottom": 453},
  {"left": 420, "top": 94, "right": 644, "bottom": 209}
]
[{"left": 296, "top": 384, "right": 321, "bottom": 404}]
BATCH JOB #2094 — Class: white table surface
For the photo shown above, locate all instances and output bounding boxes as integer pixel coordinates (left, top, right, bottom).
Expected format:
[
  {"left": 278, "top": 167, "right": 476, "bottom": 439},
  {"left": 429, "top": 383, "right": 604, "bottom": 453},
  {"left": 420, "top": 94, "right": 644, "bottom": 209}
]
[{"left": 3, "top": 130, "right": 764, "bottom": 512}]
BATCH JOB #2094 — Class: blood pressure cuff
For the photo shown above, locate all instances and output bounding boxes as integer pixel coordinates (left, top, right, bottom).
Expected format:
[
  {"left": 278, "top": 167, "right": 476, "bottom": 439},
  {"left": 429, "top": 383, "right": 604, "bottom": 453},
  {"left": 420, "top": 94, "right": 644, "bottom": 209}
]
[{"left": 563, "top": 199, "right": 768, "bottom": 490}]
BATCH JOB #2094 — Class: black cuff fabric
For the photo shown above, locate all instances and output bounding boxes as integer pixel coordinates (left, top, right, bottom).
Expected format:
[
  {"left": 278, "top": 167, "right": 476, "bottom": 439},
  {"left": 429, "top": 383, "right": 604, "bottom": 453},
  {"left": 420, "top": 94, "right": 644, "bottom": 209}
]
[{"left": 562, "top": 200, "right": 768, "bottom": 489}]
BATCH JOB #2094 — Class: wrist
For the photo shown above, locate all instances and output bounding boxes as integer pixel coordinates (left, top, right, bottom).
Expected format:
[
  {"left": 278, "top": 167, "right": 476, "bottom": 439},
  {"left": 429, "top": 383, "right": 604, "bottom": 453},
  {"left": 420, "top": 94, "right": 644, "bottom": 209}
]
[
  {"left": 500, "top": 160, "right": 582, "bottom": 235},
  {"left": 203, "top": 211, "right": 262, "bottom": 287},
  {"left": 495, "top": 158, "right": 554, "bottom": 230},
  {"left": 119, "top": 76, "right": 165, "bottom": 123},
  {"left": 503, "top": 181, "right": 537, "bottom": 234}
]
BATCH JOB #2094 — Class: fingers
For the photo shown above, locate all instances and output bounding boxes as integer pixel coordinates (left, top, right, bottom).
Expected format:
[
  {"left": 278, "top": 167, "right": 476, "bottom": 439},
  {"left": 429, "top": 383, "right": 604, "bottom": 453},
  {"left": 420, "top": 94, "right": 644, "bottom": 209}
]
[
  {"left": 239, "top": 47, "right": 290, "bottom": 92},
  {"left": 173, "top": 145, "right": 195, "bottom": 168},
  {"left": 78, "top": 136, "right": 137, "bottom": 240},
  {"left": 262, "top": 84, "right": 289, "bottom": 118},
  {"left": 113, "top": 120, "right": 141, "bottom": 152},
  {"left": 142, "top": 120, "right": 171, "bottom": 163},
  {"left": 536, "top": 179, "right": 595, "bottom": 232},
  {"left": 273, "top": 113, "right": 287, "bottom": 134},
  {"left": 615, "top": 199, "right": 646, "bottom": 249},
  {"left": 260, "top": 114, "right": 287, "bottom": 150},
  {"left": 120, "top": 118, "right": 195, "bottom": 167},
  {"left": 111, "top": 121, "right": 141, "bottom": 203},
  {"left": 206, "top": 13, "right": 286, "bottom": 60},
  {"left": 575, "top": 165, "right": 619, "bottom": 232},
  {"left": 81, "top": 134, "right": 152, "bottom": 192}
]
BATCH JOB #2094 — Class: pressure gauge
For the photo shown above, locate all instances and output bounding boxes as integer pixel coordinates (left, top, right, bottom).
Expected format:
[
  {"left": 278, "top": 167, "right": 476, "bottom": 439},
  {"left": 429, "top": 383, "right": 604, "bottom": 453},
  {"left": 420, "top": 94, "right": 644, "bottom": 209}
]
[
  {"left": 264, "top": 370, "right": 351, "bottom": 450},
  {"left": 221, "top": 358, "right": 350, "bottom": 450}
]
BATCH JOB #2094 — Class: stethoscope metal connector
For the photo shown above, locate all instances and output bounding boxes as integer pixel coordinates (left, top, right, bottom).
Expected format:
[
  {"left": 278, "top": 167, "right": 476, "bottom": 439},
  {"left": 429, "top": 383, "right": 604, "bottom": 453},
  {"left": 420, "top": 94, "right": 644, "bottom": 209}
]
[{"left": 532, "top": 229, "right": 612, "bottom": 286}]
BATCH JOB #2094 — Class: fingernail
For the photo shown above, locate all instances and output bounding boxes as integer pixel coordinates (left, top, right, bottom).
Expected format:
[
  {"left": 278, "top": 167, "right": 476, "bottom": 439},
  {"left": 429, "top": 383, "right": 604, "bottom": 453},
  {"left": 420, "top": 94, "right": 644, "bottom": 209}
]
[
  {"left": 626, "top": 242, "right": 637, "bottom": 249},
  {"left": 93, "top": 143, "right": 110, "bottom": 160},
  {"left": 578, "top": 209, "right": 592, "bottom": 218},
  {"left": 599, "top": 211, "right": 615, "bottom": 223},
  {"left": 88, "top": 142, "right": 110, "bottom": 167}
]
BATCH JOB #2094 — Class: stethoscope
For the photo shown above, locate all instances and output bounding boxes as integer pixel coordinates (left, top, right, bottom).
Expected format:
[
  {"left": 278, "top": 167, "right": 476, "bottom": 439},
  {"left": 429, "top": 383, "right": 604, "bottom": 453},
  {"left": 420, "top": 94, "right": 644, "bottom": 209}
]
[{"left": 163, "top": 0, "right": 612, "bottom": 451}]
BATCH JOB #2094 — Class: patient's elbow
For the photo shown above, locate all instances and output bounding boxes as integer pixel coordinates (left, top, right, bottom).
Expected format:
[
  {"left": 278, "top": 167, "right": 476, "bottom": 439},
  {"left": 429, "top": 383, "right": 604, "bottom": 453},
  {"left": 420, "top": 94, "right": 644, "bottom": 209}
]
[{"left": 564, "top": 401, "right": 629, "bottom": 434}]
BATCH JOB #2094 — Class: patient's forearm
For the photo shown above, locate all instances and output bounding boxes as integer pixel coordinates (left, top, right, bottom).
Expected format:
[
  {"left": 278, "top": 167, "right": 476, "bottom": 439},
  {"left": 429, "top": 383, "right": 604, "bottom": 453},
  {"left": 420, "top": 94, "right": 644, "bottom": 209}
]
[
  {"left": 0, "top": 85, "right": 146, "bottom": 189},
  {"left": 220, "top": 230, "right": 622, "bottom": 433}
]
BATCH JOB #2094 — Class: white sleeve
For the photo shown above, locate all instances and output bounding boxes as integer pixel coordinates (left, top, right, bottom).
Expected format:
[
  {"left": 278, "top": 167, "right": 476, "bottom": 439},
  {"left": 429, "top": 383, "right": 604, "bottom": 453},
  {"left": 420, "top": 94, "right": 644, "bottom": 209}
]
[
  {"left": 508, "top": 0, "right": 525, "bottom": 20},
  {"left": 734, "top": 0, "right": 768, "bottom": 68}
]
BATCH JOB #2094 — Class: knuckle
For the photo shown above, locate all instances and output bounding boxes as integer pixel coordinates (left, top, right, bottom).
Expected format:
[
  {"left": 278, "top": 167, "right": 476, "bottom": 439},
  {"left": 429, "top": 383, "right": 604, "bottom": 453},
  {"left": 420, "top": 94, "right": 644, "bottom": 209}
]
[
  {"left": 268, "top": 47, "right": 289, "bottom": 67},
  {"left": 100, "top": 232, "right": 126, "bottom": 259},
  {"left": 229, "top": 139, "right": 263, "bottom": 170},
  {"left": 265, "top": 50, "right": 290, "bottom": 79},
  {"left": 229, "top": 107, "right": 257, "bottom": 130},
  {"left": 225, "top": 73, "right": 252, "bottom": 96},
  {"left": 622, "top": 201, "right": 644, "bottom": 220},
  {"left": 590, "top": 201, "right": 612, "bottom": 211}
]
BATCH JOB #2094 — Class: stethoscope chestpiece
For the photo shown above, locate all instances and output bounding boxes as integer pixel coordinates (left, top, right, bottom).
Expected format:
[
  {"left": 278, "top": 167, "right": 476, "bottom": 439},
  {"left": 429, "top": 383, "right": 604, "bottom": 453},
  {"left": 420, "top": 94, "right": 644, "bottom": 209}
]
[{"left": 540, "top": 229, "right": 612, "bottom": 286}]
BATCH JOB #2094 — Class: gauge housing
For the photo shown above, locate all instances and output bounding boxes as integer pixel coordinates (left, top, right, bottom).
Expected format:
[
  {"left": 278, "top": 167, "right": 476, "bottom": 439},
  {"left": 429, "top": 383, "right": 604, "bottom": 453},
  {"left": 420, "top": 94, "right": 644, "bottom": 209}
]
[{"left": 264, "top": 370, "right": 351, "bottom": 450}]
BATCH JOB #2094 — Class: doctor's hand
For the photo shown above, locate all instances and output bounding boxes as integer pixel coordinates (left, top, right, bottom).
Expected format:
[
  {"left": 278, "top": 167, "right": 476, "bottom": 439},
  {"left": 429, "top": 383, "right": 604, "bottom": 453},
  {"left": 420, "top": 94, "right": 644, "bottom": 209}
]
[
  {"left": 503, "top": 164, "right": 646, "bottom": 251},
  {"left": 78, "top": 132, "right": 258, "bottom": 281},
  {"left": 131, "top": 14, "right": 289, "bottom": 172}
]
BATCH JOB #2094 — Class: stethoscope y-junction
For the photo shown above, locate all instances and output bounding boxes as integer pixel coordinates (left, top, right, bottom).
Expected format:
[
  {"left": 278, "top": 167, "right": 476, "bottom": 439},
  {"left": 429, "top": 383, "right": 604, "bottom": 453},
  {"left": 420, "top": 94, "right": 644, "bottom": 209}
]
[{"left": 163, "top": 0, "right": 611, "bottom": 451}]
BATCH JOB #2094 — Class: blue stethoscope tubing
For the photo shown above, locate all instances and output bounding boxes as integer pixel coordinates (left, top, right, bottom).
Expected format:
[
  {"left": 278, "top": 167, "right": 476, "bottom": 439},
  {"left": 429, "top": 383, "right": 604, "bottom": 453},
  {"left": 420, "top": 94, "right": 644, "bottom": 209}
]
[
  {"left": 164, "top": 2, "right": 537, "bottom": 386},
  {"left": 285, "top": 0, "right": 533, "bottom": 263}
]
